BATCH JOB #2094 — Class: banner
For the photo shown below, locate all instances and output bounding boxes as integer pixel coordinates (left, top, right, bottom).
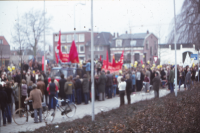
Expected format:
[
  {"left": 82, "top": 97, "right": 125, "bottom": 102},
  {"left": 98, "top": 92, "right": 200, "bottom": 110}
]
[
  {"left": 102, "top": 51, "right": 124, "bottom": 72},
  {"left": 62, "top": 54, "right": 69, "bottom": 62}
]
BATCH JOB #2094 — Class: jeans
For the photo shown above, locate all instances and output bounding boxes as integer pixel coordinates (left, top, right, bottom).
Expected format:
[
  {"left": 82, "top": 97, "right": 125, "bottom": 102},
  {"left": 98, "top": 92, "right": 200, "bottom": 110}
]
[
  {"left": 107, "top": 86, "right": 112, "bottom": 98},
  {"left": 34, "top": 108, "right": 42, "bottom": 123},
  {"left": 170, "top": 83, "right": 174, "bottom": 93},
  {"left": 72, "top": 89, "right": 75, "bottom": 103},
  {"left": 2, "top": 105, "right": 12, "bottom": 125},
  {"left": 76, "top": 89, "right": 82, "bottom": 104},
  {"left": 84, "top": 93, "right": 89, "bottom": 104},
  {"left": 66, "top": 94, "right": 72, "bottom": 103},
  {"left": 179, "top": 79, "right": 182, "bottom": 89},
  {"left": 49, "top": 94, "right": 56, "bottom": 110},
  {"left": 112, "top": 85, "right": 117, "bottom": 97}
]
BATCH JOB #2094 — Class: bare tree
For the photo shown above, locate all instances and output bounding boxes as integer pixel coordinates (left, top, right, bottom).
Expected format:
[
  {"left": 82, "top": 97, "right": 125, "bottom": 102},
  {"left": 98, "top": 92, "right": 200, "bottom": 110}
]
[
  {"left": 12, "top": 9, "right": 52, "bottom": 56},
  {"left": 168, "top": 0, "right": 200, "bottom": 48}
]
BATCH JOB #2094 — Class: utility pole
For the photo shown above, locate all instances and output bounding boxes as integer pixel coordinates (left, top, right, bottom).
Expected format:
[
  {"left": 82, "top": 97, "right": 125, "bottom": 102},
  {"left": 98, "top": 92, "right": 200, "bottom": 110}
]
[
  {"left": 173, "top": 0, "right": 178, "bottom": 97},
  {"left": 44, "top": 0, "right": 46, "bottom": 73},
  {"left": 91, "top": 0, "right": 95, "bottom": 121}
]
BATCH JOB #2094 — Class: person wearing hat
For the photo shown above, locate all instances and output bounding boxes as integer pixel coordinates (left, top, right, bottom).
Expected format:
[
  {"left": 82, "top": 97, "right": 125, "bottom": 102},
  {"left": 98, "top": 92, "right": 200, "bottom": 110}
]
[
  {"left": 152, "top": 72, "right": 160, "bottom": 98},
  {"left": 25, "top": 84, "right": 43, "bottom": 123}
]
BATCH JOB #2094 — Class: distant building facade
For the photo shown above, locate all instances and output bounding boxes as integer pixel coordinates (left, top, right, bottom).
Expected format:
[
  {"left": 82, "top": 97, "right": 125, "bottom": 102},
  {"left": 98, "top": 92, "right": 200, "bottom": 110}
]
[
  {"left": 110, "top": 31, "right": 158, "bottom": 64},
  {"left": 53, "top": 30, "right": 113, "bottom": 62},
  {"left": 0, "top": 36, "right": 10, "bottom": 66},
  {"left": 159, "top": 43, "right": 199, "bottom": 65}
]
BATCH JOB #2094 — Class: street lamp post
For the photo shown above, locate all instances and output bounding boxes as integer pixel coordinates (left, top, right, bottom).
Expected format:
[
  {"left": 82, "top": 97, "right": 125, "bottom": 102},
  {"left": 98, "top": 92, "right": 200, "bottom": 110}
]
[
  {"left": 173, "top": 0, "right": 178, "bottom": 97},
  {"left": 74, "top": 3, "right": 85, "bottom": 41},
  {"left": 44, "top": 0, "right": 46, "bottom": 74}
]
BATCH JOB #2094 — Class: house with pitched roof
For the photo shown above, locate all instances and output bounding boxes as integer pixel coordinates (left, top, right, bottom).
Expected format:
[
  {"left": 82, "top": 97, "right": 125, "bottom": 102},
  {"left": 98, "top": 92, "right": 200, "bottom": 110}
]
[
  {"left": 110, "top": 30, "right": 158, "bottom": 64},
  {"left": 85, "top": 32, "right": 113, "bottom": 61},
  {"left": 0, "top": 36, "right": 10, "bottom": 66}
]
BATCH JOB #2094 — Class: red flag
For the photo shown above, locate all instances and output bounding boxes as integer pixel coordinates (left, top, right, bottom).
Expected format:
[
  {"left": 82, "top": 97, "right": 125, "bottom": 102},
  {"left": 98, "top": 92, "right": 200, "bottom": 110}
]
[
  {"left": 141, "top": 60, "right": 143, "bottom": 65},
  {"left": 68, "top": 40, "right": 79, "bottom": 63},
  {"left": 100, "top": 55, "right": 102, "bottom": 61},
  {"left": 112, "top": 55, "right": 116, "bottom": 67},
  {"left": 55, "top": 52, "right": 58, "bottom": 63},
  {"left": 106, "top": 51, "right": 109, "bottom": 69},
  {"left": 57, "top": 31, "right": 62, "bottom": 60}
]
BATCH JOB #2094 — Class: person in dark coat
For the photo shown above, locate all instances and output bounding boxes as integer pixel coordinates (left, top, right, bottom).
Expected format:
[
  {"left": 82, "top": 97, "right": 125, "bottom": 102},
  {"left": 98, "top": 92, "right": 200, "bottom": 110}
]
[
  {"left": 82, "top": 74, "right": 89, "bottom": 104},
  {"left": 4, "top": 81, "right": 13, "bottom": 117},
  {"left": 97, "top": 71, "right": 107, "bottom": 101},
  {"left": 23, "top": 61, "right": 29, "bottom": 72},
  {"left": 106, "top": 71, "right": 113, "bottom": 98},
  {"left": 185, "top": 68, "right": 191, "bottom": 90},
  {"left": 59, "top": 74, "right": 67, "bottom": 106},
  {"left": 152, "top": 72, "right": 160, "bottom": 98},
  {"left": 125, "top": 74, "right": 132, "bottom": 104},
  {"left": 16, "top": 72, "right": 21, "bottom": 85},
  {"left": 75, "top": 75, "right": 82, "bottom": 104},
  {"left": 31, "top": 73, "right": 36, "bottom": 83},
  {"left": 44, "top": 78, "right": 49, "bottom": 105},
  {"left": 0, "top": 84, "right": 11, "bottom": 126}
]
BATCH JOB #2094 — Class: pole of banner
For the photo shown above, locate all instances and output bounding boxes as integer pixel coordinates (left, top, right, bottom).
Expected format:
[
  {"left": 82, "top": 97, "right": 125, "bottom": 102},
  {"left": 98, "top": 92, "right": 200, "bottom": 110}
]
[
  {"left": 44, "top": 0, "right": 46, "bottom": 74},
  {"left": 173, "top": 0, "right": 178, "bottom": 97},
  {"left": 91, "top": 0, "right": 95, "bottom": 121}
]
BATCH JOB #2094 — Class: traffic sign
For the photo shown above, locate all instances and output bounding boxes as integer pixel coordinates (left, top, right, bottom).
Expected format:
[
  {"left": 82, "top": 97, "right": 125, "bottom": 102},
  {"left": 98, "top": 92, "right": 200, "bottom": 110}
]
[
  {"left": 191, "top": 54, "right": 198, "bottom": 60},
  {"left": 153, "top": 56, "right": 158, "bottom": 63}
]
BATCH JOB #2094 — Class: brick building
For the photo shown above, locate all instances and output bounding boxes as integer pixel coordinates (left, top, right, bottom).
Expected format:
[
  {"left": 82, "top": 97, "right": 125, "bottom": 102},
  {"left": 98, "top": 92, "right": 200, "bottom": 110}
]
[
  {"left": 53, "top": 31, "right": 113, "bottom": 62},
  {"left": 110, "top": 31, "right": 158, "bottom": 64},
  {"left": 0, "top": 36, "right": 10, "bottom": 66}
]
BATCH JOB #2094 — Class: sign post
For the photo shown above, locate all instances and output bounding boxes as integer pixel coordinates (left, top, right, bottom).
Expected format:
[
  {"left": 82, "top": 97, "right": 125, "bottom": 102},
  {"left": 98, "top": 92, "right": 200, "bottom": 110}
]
[{"left": 191, "top": 54, "right": 198, "bottom": 60}]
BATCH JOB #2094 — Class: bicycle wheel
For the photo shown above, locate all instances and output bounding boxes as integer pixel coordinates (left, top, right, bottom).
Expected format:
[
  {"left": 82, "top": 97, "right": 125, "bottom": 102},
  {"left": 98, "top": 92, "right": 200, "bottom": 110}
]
[
  {"left": 45, "top": 109, "right": 56, "bottom": 123},
  {"left": 42, "top": 105, "right": 49, "bottom": 120},
  {"left": 13, "top": 108, "right": 28, "bottom": 125},
  {"left": 65, "top": 103, "right": 76, "bottom": 118}
]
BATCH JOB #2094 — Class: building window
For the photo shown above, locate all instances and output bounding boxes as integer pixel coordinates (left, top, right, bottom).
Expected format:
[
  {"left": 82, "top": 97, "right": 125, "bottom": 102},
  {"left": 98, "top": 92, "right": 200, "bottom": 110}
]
[
  {"left": 67, "top": 46, "right": 71, "bottom": 53},
  {"left": 73, "top": 34, "right": 79, "bottom": 42},
  {"left": 150, "top": 46, "right": 153, "bottom": 56},
  {"left": 79, "top": 34, "right": 85, "bottom": 42},
  {"left": 95, "top": 55, "right": 98, "bottom": 59},
  {"left": 61, "top": 35, "right": 66, "bottom": 43},
  {"left": 100, "top": 55, "right": 103, "bottom": 59},
  {"left": 146, "top": 40, "right": 149, "bottom": 50},
  {"left": 79, "top": 45, "right": 85, "bottom": 53},
  {"left": 99, "top": 46, "right": 104, "bottom": 51},
  {"left": 55, "top": 36, "right": 59, "bottom": 42},
  {"left": 67, "top": 35, "right": 72, "bottom": 43},
  {"left": 155, "top": 41, "right": 157, "bottom": 50},
  {"left": 61, "top": 45, "right": 67, "bottom": 53},
  {"left": 130, "top": 40, "right": 136, "bottom": 46},
  {"left": 0, "top": 39, "right": 2, "bottom": 44},
  {"left": 116, "top": 39, "right": 122, "bottom": 47}
]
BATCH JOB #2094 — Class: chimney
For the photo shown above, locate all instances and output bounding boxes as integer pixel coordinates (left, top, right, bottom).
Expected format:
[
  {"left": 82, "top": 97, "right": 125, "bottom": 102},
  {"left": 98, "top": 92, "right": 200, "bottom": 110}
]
[
  {"left": 126, "top": 31, "right": 128, "bottom": 34},
  {"left": 117, "top": 32, "right": 119, "bottom": 37},
  {"left": 147, "top": 30, "right": 149, "bottom": 34},
  {"left": 113, "top": 33, "right": 115, "bottom": 38}
]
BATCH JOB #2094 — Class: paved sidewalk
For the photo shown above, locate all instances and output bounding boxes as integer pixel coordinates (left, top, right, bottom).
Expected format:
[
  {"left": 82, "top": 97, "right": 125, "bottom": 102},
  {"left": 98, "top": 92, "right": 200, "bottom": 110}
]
[{"left": 0, "top": 88, "right": 183, "bottom": 133}]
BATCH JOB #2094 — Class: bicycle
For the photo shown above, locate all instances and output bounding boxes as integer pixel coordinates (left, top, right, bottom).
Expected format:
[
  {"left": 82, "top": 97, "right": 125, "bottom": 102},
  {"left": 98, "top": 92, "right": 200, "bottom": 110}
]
[
  {"left": 46, "top": 97, "right": 77, "bottom": 123},
  {"left": 13, "top": 101, "right": 49, "bottom": 125}
]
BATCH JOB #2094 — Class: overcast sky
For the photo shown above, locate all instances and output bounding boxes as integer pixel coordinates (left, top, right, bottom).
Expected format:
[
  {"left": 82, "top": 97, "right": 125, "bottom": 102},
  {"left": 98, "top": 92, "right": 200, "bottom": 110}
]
[{"left": 0, "top": 0, "right": 184, "bottom": 50}]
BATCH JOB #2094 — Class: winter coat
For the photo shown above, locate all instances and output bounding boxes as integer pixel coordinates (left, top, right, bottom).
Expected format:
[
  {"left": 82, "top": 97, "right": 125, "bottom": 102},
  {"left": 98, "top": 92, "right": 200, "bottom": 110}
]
[
  {"left": 83, "top": 62, "right": 91, "bottom": 72},
  {"left": 106, "top": 74, "right": 113, "bottom": 86},
  {"left": 59, "top": 78, "right": 67, "bottom": 98},
  {"left": 82, "top": 78, "right": 89, "bottom": 93},
  {"left": 152, "top": 76, "right": 160, "bottom": 91},
  {"left": 0, "top": 89, "right": 8, "bottom": 109},
  {"left": 131, "top": 74, "right": 136, "bottom": 85},
  {"left": 97, "top": 73, "right": 106, "bottom": 93},
  {"left": 185, "top": 71, "right": 191, "bottom": 84},
  {"left": 169, "top": 70, "right": 175, "bottom": 83},
  {"left": 64, "top": 81, "right": 75, "bottom": 95},
  {"left": 13, "top": 83, "right": 19, "bottom": 102},
  {"left": 26, "top": 74, "right": 31, "bottom": 86},
  {"left": 126, "top": 78, "right": 132, "bottom": 93},
  {"left": 4, "top": 87, "right": 13, "bottom": 104},
  {"left": 26, "top": 89, "right": 42, "bottom": 109},
  {"left": 37, "top": 81, "right": 45, "bottom": 95},
  {"left": 21, "top": 84, "right": 27, "bottom": 96},
  {"left": 75, "top": 79, "right": 82, "bottom": 89}
]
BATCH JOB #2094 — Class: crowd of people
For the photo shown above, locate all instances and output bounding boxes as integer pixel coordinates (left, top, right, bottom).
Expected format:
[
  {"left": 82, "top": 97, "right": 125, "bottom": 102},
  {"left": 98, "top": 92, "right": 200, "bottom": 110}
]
[{"left": 0, "top": 58, "right": 199, "bottom": 126}]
